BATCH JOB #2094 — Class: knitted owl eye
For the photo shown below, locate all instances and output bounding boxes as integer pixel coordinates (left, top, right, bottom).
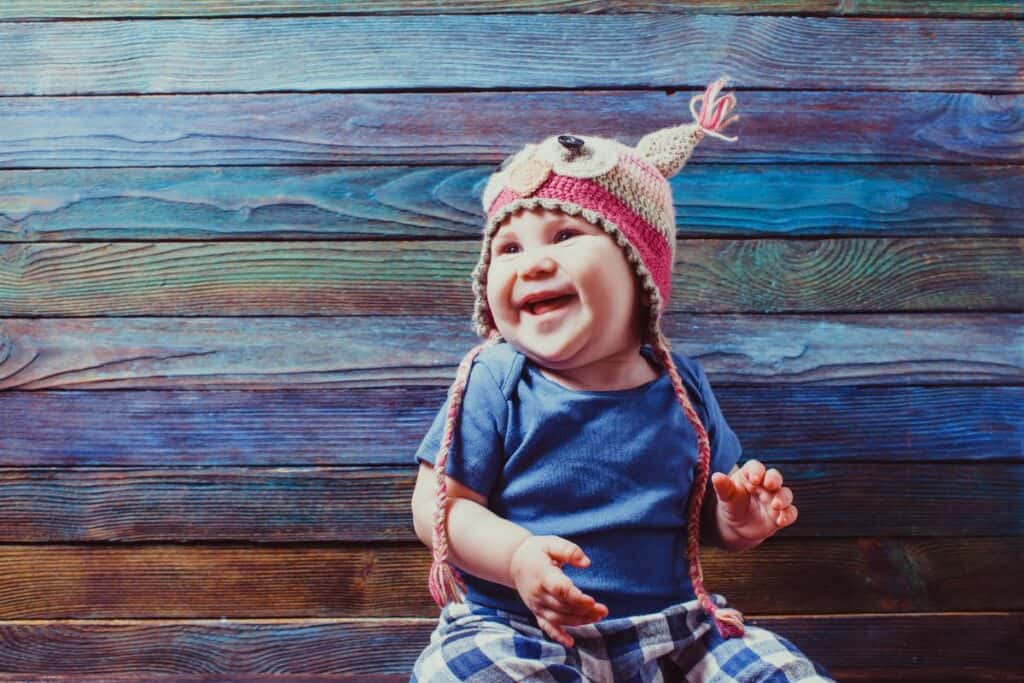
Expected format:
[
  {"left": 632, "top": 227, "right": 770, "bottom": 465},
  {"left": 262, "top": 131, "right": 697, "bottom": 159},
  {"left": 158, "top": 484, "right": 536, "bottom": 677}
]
[
  {"left": 483, "top": 143, "right": 548, "bottom": 208},
  {"left": 536, "top": 133, "right": 619, "bottom": 179}
]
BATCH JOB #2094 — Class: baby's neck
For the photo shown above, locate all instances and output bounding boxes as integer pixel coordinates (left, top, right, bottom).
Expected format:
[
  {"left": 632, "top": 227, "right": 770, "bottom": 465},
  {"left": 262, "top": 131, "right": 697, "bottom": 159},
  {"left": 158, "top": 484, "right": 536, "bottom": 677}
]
[{"left": 537, "top": 346, "right": 661, "bottom": 392}]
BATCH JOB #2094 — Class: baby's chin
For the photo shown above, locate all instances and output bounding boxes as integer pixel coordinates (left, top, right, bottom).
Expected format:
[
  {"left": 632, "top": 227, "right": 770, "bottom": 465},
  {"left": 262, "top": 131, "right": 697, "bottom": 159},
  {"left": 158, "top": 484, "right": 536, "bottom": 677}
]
[
  {"left": 505, "top": 337, "right": 587, "bottom": 371},
  {"left": 496, "top": 314, "right": 592, "bottom": 362}
]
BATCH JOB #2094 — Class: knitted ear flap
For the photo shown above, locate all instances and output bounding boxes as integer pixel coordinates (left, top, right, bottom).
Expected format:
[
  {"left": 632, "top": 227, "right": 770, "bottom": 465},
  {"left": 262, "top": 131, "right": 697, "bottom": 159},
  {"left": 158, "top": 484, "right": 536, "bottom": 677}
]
[{"left": 636, "top": 75, "right": 740, "bottom": 179}]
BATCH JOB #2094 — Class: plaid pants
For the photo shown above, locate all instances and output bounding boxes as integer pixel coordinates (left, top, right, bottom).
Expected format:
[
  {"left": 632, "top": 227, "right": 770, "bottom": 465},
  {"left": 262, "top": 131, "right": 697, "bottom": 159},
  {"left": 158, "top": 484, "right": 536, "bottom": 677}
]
[{"left": 411, "top": 593, "right": 836, "bottom": 683}]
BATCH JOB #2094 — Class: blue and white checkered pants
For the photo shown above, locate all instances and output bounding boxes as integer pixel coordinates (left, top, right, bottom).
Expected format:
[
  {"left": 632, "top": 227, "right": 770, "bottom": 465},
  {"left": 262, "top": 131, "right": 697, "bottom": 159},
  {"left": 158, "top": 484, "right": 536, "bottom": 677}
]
[{"left": 411, "top": 593, "right": 836, "bottom": 682}]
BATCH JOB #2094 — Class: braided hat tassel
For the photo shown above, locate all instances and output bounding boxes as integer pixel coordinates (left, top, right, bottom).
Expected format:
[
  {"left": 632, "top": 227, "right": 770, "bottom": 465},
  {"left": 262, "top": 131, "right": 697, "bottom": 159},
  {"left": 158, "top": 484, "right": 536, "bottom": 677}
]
[
  {"left": 427, "top": 331, "right": 504, "bottom": 608},
  {"left": 652, "top": 331, "right": 746, "bottom": 639}
]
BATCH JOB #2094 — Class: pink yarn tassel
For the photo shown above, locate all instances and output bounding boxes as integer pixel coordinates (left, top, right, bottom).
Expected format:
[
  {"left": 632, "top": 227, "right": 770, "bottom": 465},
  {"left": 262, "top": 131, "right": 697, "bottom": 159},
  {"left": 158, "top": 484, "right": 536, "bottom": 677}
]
[
  {"left": 712, "top": 607, "right": 746, "bottom": 639},
  {"left": 428, "top": 556, "right": 466, "bottom": 607},
  {"left": 690, "top": 75, "right": 740, "bottom": 142}
]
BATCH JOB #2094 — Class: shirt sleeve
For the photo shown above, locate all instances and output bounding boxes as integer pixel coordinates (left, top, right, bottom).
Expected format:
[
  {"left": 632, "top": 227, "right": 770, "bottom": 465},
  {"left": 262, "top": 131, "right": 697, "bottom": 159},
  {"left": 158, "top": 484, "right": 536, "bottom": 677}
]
[
  {"left": 695, "top": 362, "right": 743, "bottom": 476},
  {"left": 414, "top": 359, "right": 508, "bottom": 502}
]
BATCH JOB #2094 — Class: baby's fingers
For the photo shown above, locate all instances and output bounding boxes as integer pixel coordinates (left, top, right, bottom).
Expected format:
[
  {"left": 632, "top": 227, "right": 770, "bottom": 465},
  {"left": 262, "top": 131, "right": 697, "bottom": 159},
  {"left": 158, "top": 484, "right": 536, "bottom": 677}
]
[
  {"left": 540, "top": 603, "right": 608, "bottom": 628},
  {"left": 542, "top": 582, "right": 595, "bottom": 612},
  {"left": 540, "top": 594, "right": 608, "bottom": 622},
  {"left": 536, "top": 614, "right": 575, "bottom": 648}
]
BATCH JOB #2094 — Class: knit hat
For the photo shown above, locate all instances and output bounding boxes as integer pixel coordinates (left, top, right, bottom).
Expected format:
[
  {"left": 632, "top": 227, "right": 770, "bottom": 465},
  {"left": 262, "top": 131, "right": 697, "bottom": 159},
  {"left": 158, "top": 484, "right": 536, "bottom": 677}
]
[{"left": 427, "top": 76, "right": 745, "bottom": 639}]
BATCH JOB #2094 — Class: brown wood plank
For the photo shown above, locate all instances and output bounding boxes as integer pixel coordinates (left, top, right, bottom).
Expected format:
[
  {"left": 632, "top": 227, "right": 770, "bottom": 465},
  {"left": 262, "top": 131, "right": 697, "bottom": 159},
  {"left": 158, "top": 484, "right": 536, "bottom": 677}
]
[
  {"left": 827, "top": 669, "right": 1024, "bottom": 683},
  {"left": 0, "top": 464, "right": 1018, "bottom": 539},
  {"left": 1, "top": 238, "right": 1021, "bottom": 315},
  {"left": 2, "top": 1, "right": 1022, "bottom": 19},
  {"left": 0, "top": 613, "right": 1015, "bottom": 676},
  {"left": 0, "top": 314, "right": 1020, "bottom": 390},
  {"left": 0, "top": 537, "right": 1018, "bottom": 617},
  {"left": 0, "top": 16, "right": 1020, "bottom": 96},
  {"left": 1, "top": 92, "right": 1020, "bottom": 168},
  {"left": 0, "top": 678, "right": 412, "bottom": 683},
  {"left": 0, "top": 677, "right": 413, "bottom": 683},
  {"left": 0, "top": 672, "right": 1012, "bottom": 683},
  {"left": 0, "top": 677, "right": 410, "bottom": 683},
  {"left": 0, "top": 676, "right": 1015, "bottom": 683}
]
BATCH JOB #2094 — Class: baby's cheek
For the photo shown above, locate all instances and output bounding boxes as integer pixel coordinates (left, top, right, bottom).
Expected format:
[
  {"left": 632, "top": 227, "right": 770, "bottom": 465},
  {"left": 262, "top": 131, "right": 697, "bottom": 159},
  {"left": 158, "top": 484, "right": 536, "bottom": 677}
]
[
  {"left": 484, "top": 266, "right": 517, "bottom": 325},
  {"left": 484, "top": 265, "right": 505, "bottom": 303}
]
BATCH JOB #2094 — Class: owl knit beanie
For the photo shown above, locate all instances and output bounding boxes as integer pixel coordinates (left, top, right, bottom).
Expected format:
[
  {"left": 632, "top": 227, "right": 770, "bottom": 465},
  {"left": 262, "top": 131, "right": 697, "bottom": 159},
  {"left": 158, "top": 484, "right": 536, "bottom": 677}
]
[{"left": 427, "top": 76, "right": 745, "bottom": 639}]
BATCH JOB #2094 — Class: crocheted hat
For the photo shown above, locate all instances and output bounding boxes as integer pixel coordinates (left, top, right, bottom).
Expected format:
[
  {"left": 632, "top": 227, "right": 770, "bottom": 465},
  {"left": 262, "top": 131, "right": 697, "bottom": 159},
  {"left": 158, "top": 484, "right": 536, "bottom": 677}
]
[{"left": 427, "top": 76, "right": 745, "bottom": 639}]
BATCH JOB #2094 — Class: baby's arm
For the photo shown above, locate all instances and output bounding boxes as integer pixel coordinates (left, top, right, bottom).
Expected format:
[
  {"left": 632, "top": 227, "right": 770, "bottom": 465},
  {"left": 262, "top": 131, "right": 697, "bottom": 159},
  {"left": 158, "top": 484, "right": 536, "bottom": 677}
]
[
  {"left": 411, "top": 462, "right": 608, "bottom": 646},
  {"left": 411, "top": 462, "right": 530, "bottom": 588}
]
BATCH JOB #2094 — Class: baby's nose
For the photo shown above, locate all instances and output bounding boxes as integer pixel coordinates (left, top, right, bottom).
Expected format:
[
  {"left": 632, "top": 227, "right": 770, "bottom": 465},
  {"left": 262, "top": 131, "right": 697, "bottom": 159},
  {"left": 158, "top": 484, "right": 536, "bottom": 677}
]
[{"left": 519, "top": 252, "right": 558, "bottom": 277}]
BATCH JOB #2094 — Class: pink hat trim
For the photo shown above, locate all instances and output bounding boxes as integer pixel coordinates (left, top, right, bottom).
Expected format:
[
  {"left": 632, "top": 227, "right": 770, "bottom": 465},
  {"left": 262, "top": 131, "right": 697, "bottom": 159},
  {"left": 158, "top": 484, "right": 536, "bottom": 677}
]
[{"left": 487, "top": 175, "right": 673, "bottom": 308}]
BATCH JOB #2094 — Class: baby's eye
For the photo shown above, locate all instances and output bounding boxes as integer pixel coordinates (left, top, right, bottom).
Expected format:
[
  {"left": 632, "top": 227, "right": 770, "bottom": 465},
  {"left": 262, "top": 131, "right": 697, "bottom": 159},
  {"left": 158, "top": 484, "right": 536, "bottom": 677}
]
[{"left": 495, "top": 229, "right": 579, "bottom": 255}]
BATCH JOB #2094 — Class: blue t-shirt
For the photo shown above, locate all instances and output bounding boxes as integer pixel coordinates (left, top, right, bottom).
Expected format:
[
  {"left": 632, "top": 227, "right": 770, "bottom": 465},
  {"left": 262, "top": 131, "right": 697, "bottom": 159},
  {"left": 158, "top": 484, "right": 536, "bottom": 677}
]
[{"left": 414, "top": 342, "right": 742, "bottom": 620}]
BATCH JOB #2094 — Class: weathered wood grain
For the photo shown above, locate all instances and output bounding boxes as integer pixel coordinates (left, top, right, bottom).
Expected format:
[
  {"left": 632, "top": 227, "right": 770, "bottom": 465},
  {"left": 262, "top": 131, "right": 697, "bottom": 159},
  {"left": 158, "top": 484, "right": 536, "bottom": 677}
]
[
  {"left": 0, "top": 162, "right": 1011, "bottom": 238},
  {"left": 0, "top": 314, "right": 1020, "bottom": 390},
  {"left": 0, "top": 613, "right": 1016, "bottom": 675},
  {"left": 3, "top": 672, "right": 1009, "bottom": 683},
  {"left": 0, "top": 537, "right": 1017, "bottom": 617},
  {"left": 0, "top": 238, "right": 1020, "bottom": 315},
  {"left": 1, "top": 91, "right": 1021, "bottom": 168},
  {"left": 0, "top": 385, "right": 1020, "bottom": 467},
  {"left": 0, "top": 464, "right": 1018, "bottom": 539},
  {"left": 2, "top": 1, "right": 1022, "bottom": 19},
  {"left": 0, "top": 669, "right": 1016, "bottom": 683},
  {"left": 0, "top": 677, "right": 405, "bottom": 683},
  {"left": 1, "top": 16, "right": 1021, "bottom": 96}
]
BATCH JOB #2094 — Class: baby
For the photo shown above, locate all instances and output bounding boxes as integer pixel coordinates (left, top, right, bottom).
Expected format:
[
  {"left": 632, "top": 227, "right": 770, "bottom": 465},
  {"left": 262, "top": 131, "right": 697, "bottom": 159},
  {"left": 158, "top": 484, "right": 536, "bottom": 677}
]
[{"left": 410, "top": 77, "right": 834, "bottom": 682}]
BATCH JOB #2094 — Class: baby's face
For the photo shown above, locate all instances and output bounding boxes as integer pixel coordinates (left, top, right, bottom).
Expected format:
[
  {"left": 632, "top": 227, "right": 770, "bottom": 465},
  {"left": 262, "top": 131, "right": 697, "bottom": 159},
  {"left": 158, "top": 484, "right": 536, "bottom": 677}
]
[{"left": 486, "top": 207, "right": 645, "bottom": 370}]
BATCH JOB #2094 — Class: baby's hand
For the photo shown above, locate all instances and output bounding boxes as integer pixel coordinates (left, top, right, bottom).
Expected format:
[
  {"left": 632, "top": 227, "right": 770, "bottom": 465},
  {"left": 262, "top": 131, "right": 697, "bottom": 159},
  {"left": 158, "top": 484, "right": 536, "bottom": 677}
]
[
  {"left": 508, "top": 535, "right": 608, "bottom": 648},
  {"left": 712, "top": 459, "right": 798, "bottom": 544}
]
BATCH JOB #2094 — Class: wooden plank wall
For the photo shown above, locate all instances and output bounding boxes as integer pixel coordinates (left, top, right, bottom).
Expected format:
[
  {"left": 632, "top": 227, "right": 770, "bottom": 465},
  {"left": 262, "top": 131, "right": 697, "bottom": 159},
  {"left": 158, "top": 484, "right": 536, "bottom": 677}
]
[{"left": 0, "top": 2, "right": 1021, "bottom": 681}]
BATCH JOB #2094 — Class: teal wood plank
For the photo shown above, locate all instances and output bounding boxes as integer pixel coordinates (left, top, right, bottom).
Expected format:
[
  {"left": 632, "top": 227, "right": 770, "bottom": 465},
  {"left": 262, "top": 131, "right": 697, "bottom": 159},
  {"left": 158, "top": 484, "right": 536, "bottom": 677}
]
[
  {"left": 0, "top": 238, "right": 1021, "bottom": 315},
  {"left": 0, "top": 16, "right": 1021, "bottom": 95},
  {"left": 0, "top": 314, "right": 1020, "bottom": 390},
  {"left": 0, "top": 614, "right": 1015, "bottom": 675},
  {"left": 0, "top": 386, "right": 1020, "bottom": 467},
  {"left": 0, "top": 465, "right": 1017, "bottom": 538},
  {"left": 0, "top": 1, "right": 1022, "bottom": 19},
  {"left": 1, "top": 91, "right": 1019, "bottom": 168},
  {"left": 0, "top": 165, "right": 1021, "bottom": 237}
]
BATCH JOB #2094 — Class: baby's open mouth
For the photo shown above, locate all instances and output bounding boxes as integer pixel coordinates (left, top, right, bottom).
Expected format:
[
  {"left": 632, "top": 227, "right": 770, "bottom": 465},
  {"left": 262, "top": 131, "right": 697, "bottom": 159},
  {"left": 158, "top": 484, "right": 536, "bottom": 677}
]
[{"left": 527, "top": 294, "right": 576, "bottom": 315}]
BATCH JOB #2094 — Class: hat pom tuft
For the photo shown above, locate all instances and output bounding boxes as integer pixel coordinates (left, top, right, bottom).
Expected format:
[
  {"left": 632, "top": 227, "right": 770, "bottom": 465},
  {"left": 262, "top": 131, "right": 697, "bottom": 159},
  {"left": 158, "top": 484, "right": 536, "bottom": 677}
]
[{"left": 692, "top": 75, "right": 740, "bottom": 142}]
